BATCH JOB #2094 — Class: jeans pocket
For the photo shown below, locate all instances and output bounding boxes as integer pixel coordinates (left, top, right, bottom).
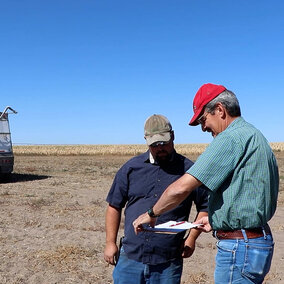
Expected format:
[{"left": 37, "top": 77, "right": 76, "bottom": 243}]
[{"left": 241, "top": 242, "right": 274, "bottom": 283}]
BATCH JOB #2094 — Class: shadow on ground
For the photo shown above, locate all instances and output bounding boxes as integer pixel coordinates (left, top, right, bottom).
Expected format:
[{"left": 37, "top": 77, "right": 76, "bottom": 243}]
[{"left": 0, "top": 172, "right": 50, "bottom": 183}]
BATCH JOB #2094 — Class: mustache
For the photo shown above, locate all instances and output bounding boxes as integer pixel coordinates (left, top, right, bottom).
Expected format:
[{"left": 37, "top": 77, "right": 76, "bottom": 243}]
[{"left": 156, "top": 150, "right": 168, "bottom": 155}]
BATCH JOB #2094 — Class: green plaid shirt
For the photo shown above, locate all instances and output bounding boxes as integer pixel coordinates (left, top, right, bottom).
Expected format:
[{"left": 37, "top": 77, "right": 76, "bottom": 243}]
[{"left": 188, "top": 117, "right": 279, "bottom": 230}]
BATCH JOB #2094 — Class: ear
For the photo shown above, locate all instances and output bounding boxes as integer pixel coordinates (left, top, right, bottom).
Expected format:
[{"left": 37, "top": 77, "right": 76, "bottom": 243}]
[
  {"left": 215, "top": 103, "right": 226, "bottom": 119},
  {"left": 171, "top": 131, "right": 175, "bottom": 141}
]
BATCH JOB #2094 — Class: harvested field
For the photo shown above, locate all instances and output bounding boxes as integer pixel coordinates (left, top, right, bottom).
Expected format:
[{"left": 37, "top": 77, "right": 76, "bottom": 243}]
[
  {"left": 0, "top": 146, "right": 284, "bottom": 283},
  {"left": 13, "top": 143, "right": 284, "bottom": 156}
]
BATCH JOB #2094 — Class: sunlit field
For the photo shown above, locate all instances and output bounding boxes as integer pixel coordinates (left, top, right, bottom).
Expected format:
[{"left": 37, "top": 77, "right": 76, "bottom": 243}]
[
  {"left": 4, "top": 143, "right": 284, "bottom": 283},
  {"left": 13, "top": 142, "right": 284, "bottom": 156}
]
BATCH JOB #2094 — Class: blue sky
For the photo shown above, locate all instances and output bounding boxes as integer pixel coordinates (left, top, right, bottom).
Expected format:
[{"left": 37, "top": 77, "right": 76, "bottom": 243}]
[{"left": 1, "top": 0, "right": 283, "bottom": 145}]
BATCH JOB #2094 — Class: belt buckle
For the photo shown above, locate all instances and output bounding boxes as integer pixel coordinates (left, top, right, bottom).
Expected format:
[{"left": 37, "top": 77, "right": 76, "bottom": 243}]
[
  {"left": 213, "top": 230, "right": 227, "bottom": 239},
  {"left": 218, "top": 232, "right": 227, "bottom": 238}
]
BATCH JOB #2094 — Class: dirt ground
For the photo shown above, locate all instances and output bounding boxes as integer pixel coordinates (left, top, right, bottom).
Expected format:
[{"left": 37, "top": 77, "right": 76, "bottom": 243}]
[{"left": 0, "top": 152, "right": 283, "bottom": 284}]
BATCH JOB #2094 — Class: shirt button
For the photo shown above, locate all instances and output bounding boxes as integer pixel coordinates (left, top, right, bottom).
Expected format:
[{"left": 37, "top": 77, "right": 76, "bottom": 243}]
[
  {"left": 154, "top": 194, "right": 158, "bottom": 197},
  {"left": 157, "top": 179, "right": 160, "bottom": 182}
]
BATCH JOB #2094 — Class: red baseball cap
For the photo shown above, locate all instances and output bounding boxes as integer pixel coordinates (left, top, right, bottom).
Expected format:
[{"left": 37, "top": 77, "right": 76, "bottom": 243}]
[{"left": 189, "top": 83, "right": 226, "bottom": 126}]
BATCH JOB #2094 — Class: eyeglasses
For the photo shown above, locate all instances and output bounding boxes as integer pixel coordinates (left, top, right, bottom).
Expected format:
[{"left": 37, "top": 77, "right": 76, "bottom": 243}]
[
  {"left": 196, "top": 112, "right": 209, "bottom": 125},
  {"left": 150, "top": 141, "right": 170, "bottom": 147}
]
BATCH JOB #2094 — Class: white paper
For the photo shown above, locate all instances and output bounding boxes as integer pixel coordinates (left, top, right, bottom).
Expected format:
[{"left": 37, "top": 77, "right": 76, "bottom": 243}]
[{"left": 143, "top": 221, "right": 203, "bottom": 234}]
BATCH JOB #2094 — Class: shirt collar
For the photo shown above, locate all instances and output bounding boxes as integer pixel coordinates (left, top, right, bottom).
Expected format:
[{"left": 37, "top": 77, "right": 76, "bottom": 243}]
[
  {"left": 149, "top": 152, "right": 155, "bottom": 164},
  {"left": 145, "top": 150, "right": 176, "bottom": 165},
  {"left": 223, "top": 116, "right": 244, "bottom": 133}
]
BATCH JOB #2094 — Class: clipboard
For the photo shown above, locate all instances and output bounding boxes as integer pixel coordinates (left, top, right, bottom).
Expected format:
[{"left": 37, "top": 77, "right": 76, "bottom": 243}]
[{"left": 142, "top": 221, "right": 202, "bottom": 234}]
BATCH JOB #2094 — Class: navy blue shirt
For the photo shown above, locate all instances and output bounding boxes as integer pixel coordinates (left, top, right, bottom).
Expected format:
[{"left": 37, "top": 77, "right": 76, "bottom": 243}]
[{"left": 106, "top": 150, "right": 208, "bottom": 265}]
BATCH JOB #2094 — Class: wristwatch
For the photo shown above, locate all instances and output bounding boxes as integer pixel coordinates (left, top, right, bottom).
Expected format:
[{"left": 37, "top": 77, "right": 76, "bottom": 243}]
[{"left": 147, "top": 207, "right": 160, "bottom": 218}]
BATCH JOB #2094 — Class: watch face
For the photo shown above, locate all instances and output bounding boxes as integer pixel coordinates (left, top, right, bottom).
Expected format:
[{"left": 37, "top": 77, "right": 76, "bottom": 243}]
[
  {"left": 147, "top": 208, "right": 153, "bottom": 217},
  {"left": 148, "top": 208, "right": 159, "bottom": 218}
]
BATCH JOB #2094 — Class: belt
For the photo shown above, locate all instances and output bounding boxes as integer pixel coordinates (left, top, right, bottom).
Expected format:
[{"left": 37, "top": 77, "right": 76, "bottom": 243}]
[{"left": 214, "top": 225, "right": 271, "bottom": 240}]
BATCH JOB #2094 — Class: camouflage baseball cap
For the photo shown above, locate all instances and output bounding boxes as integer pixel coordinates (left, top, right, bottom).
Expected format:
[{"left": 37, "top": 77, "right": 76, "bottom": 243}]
[{"left": 144, "top": 114, "right": 172, "bottom": 146}]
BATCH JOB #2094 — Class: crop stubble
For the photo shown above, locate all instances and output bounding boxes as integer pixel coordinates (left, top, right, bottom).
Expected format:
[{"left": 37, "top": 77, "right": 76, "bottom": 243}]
[{"left": 0, "top": 146, "right": 283, "bottom": 284}]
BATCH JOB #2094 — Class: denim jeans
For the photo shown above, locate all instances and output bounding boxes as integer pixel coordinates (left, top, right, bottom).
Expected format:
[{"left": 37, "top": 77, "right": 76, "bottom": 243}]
[
  {"left": 214, "top": 230, "right": 274, "bottom": 284},
  {"left": 113, "top": 246, "right": 183, "bottom": 284}
]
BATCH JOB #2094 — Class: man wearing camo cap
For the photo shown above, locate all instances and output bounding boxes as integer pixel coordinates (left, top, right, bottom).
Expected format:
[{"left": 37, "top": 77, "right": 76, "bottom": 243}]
[{"left": 104, "top": 114, "right": 208, "bottom": 284}]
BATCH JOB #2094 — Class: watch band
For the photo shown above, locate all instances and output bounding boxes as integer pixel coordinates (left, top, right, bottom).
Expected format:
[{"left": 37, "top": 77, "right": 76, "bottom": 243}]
[{"left": 147, "top": 207, "right": 160, "bottom": 218}]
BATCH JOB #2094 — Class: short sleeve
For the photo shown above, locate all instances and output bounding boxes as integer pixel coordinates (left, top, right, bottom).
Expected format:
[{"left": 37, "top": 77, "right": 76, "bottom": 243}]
[
  {"left": 187, "top": 133, "right": 243, "bottom": 191},
  {"left": 106, "top": 166, "right": 129, "bottom": 209}
]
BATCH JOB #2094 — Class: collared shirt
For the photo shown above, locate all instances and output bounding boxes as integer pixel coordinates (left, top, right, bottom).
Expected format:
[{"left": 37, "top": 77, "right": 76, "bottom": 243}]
[
  {"left": 187, "top": 117, "right": 279, "bottom": 231},
  {"left": 106, "top": 150, "right": 208, "bottom": 265}
]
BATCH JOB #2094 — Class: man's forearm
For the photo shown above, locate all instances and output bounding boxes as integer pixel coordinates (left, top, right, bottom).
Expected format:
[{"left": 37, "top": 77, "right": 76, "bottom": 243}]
[
  {"left": 133, "top": 174, "right": 203, "bottom": 234},
  {"left": 152, "top": 173, "right": 202, "bottom": 216},
  {"left": 105, "top": 205, "right": 121, "bottom": 243},
  {"left": 104, "top": 205, "right": 122, "bottom": 265}
]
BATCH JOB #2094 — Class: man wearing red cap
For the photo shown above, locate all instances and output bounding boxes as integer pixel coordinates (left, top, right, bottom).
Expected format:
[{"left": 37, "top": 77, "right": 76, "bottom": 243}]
[{"left": 133, "top": 84, "right": 279, "bottom": 284}]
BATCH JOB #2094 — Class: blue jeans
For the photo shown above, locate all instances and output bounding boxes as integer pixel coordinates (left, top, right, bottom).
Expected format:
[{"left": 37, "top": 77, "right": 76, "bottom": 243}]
[
  {"left": 214, "top": 230, "right": 274, "bottom": 284},
  {"left": 113, "top": 246, "right": 183, "bottom": 284}
]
